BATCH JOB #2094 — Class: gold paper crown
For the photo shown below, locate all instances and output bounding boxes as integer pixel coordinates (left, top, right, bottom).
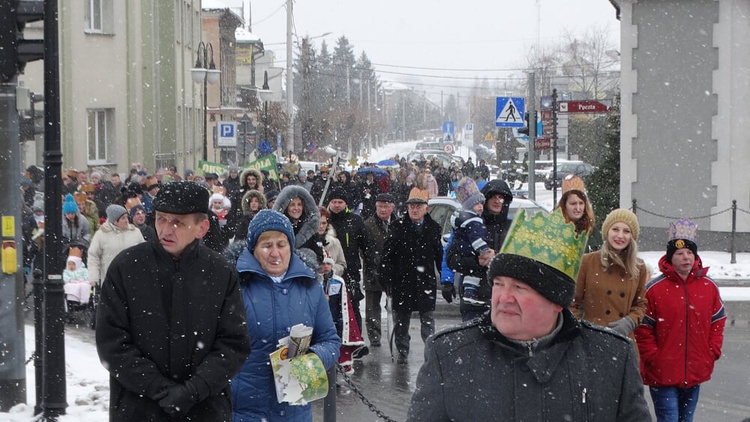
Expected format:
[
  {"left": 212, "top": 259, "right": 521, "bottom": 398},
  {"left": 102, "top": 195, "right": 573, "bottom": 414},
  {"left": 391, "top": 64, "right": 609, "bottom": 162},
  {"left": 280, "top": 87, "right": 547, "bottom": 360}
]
[
  {"left": 561, "top": 175, "right": 586, "bottom": 194},
  {"left": 500, "top": 208, "right": 588, "bottom": 282}
]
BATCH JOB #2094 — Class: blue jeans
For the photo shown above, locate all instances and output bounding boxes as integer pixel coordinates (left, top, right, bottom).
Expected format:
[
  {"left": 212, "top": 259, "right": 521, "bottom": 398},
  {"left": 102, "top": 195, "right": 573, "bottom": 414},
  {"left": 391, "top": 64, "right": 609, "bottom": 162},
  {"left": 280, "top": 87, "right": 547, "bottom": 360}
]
[{"left": 649, "top": 385, "right": 701, "bottom": 422}]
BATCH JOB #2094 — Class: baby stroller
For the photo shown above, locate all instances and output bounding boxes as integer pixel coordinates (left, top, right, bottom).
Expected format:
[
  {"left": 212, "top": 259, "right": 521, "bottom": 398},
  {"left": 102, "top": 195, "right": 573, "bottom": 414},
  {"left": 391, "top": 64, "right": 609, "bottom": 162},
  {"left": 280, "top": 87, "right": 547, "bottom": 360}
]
[{"left": 63, "top": 248, "right": 97, "bottom": 329}]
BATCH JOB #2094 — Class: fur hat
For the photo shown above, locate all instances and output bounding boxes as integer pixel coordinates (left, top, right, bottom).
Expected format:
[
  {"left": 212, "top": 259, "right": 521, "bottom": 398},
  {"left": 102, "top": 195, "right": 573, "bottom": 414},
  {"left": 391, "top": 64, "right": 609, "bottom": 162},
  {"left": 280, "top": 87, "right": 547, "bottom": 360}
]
[
  {"left": 153, "top": 181, "right": 209, "bottom": 215},
  {"left": 62, "top": 194, "right": 78, "bottom": 214},
  {"left": 601, "top": 209, "right": 640, "bottom": 241},
  {"left": 247, "top": 209, "right": 295, "bottom": 252},
  {"left": 666, "top": 218, "right": 698, "bottom": 262},
  {"left": 328, "top": 187, "right": 348, "bottom": 203},
  {"left": 487, "top": 209, "right": 588, "bottom": 307},
  {"left": 405, "top": 187, "right": 429, "bottom": 204},
  {"left": 455, "top": 177, "right": 485, "bottom": 211},
  {"left": 106, "top": 205, "right": 128, "bottom": 223}
]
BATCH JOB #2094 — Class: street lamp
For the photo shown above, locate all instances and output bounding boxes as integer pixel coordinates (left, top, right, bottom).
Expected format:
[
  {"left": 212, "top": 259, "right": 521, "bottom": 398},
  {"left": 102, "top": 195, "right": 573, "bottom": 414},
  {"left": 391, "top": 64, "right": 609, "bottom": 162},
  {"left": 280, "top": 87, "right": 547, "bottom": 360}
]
[
  {"left": 191, "top": 41, "right": 221, "bottom": 162},
  {"left": 258, "top": 71, "right": 274, "bottom": 156}
]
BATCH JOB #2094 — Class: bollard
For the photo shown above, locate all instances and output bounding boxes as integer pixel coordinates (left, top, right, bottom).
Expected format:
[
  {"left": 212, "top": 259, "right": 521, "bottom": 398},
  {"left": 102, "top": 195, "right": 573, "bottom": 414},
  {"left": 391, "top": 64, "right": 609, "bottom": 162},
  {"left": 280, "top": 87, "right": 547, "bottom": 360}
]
[
  {"left": 323, "top": 365, "right": 336, "bottom": 421},
  {"left": 731, "top": 200, "right": 737, "bottom": 264}
]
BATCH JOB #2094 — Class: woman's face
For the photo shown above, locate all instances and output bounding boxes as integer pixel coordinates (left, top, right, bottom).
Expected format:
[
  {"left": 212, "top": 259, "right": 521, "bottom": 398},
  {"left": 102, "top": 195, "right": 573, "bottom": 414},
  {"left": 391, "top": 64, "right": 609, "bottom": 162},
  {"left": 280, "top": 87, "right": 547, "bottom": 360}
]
[
  {"left": 286, "top": 197, "right": 304, "bottom": 220},
  {"left": 211, "top": 199, "right": 224, "bottom": 209},
  {"left": 564, "top": 193, "right": 586, "bottom": 222},
  {"left": 246, "top": 175, "right": 257, "bottom": 188},
  {"left": 318, "top": 217, "right": 328, "bottom": 235},
  {"left": 249, "top": 197, "right": 260, "bottom": 211},
  {"left": 607, "top": 222, "right": 632, "bottom": 251},
  {"left": 253, "top": 231, "right": 291, "bottom": 277},
  {"left": 65, "top": 212, "right": 77, "bottom": 221}
]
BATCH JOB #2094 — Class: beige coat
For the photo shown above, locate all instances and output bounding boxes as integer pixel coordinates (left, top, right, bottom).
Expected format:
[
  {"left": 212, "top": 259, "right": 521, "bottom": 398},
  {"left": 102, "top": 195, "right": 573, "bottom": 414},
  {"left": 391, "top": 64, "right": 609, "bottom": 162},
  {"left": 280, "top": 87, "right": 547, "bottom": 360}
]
[{"left": 571, "top": 250, "right": 648, "bottom": 336}]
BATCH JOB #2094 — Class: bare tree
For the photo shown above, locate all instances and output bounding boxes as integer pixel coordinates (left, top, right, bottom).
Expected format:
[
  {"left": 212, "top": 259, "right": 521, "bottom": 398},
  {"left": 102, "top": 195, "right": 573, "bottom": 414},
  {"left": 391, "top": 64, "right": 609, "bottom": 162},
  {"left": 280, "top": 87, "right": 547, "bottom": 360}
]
[{"left": 558, "top": 25, "right": 620, "bottom": 99}]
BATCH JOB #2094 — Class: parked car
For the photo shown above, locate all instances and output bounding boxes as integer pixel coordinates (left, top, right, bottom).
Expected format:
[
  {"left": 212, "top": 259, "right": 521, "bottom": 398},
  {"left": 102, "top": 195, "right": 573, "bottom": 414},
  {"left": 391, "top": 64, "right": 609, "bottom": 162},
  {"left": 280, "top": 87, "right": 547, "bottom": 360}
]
[
  {"left": 428, "top": 196, "right": 550, "bottom": 244},
  {"left": 544, "top": 161, "right": 596, "bottom": 190}
]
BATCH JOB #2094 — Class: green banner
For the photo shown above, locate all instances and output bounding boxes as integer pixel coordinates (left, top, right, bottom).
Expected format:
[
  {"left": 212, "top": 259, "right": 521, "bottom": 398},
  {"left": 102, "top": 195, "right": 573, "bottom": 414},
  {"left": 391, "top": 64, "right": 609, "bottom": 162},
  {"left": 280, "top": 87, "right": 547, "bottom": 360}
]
[{"left": 198, "top": 154, "right": 279, "bottom": 180}]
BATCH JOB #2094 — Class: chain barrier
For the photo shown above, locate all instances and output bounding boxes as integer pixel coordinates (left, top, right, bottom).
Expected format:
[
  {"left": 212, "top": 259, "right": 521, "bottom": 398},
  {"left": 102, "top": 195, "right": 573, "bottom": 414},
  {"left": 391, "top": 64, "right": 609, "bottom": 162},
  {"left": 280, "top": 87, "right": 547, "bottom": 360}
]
[
  {"left": 26, "top": 352, "right": 36, "bottom": 366},
  {"left": 739, "top": 207, "right": 750, "bottom": 216},
  {"left": 335, "top": 364, "right": 400, "bottom": 422},
  {"left": 634, "top": 206, "right": 732, "bottom": 221}
]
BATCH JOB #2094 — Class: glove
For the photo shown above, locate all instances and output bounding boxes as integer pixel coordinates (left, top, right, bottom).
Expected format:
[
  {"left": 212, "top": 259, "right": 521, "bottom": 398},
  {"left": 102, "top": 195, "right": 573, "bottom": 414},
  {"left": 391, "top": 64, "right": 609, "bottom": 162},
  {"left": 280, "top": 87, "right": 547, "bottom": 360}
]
[
  {"left": 608, "top": 317, "right": 636, "bottom": 336},
  {"left": 441, "top": 283, "right": 456, "bottom": 303},
  {"left": 158, "top": 381, "right": 200, "bottom": 417}
]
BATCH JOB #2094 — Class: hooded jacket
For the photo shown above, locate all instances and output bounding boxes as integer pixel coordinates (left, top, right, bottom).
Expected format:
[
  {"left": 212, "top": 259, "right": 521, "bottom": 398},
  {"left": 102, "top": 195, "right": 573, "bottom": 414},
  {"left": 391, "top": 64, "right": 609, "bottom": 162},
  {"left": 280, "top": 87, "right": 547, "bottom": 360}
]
[
  {"left": 407, "top": 311, "right": 650, "bottom": 421},
  {"left": 272, "top": 185, "right": 320, "bottom": 251},
  {"left": 87, "top": 220, "right": 145, "bottom": 283},
  {"left": 231, "top": 251, "right": 340, "bottom": 422},
  {"left": 634, "top": 255, "right": 726, "bottom": 388},
  {"left": 447, "top": 179, "right": 513, "bottom": 313}
]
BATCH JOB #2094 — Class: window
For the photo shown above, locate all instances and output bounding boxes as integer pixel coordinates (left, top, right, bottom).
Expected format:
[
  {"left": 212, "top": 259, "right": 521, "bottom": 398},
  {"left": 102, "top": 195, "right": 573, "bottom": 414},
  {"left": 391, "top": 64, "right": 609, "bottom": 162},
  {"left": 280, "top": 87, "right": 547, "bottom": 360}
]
[
  {"left": 87, "top": 109, "right": 114, "bottom": 164},
  {"left": 84, "top": 0, "right": 114, "bottom": 34}
]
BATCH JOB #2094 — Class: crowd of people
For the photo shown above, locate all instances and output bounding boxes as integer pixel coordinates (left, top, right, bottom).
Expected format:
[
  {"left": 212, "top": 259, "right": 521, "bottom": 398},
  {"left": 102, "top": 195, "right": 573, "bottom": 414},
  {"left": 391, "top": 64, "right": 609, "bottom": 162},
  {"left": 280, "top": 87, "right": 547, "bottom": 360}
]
[{"left": 15, "top": 154, "right": 727, "bottom": 421}]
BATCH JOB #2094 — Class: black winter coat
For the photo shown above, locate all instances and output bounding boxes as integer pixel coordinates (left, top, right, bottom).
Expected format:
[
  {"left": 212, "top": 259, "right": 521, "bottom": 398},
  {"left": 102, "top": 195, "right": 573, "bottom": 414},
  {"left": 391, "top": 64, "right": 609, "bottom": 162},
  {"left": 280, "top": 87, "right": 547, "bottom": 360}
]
[
  {"left": 362, "top": 214, "right": 394, "bottom": 291},
  {"left": 329, "top": 209, "right": 370, "bottom": 283},
  {"left": 407, "top": 311, "right": 651, "bottom": 421},
  {"left": 381, "top": 214, "right": 442, "bottom": 312},
  {"left": 95, "top": 239, "right": 251, "bottom": 422}
]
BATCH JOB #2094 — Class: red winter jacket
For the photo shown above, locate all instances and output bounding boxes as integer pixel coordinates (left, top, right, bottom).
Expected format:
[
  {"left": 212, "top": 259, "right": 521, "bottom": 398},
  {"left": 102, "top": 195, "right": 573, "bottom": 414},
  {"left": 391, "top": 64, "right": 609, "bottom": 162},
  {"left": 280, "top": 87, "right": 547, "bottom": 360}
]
[{"left": 634, "top": 255, "right": 726, "bottom": 388}]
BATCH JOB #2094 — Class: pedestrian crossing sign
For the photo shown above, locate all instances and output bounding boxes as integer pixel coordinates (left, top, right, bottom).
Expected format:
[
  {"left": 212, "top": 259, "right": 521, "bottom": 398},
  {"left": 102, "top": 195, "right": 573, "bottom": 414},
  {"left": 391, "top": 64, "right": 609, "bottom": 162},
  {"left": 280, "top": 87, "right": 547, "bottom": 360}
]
[{"left": 495, "top": 97, "right": 525, "bottom": 128}]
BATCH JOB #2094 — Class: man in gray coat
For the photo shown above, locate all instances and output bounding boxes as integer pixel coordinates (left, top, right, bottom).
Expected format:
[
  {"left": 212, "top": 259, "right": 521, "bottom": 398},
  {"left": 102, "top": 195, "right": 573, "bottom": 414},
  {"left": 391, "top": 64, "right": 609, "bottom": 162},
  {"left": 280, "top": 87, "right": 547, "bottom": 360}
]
[{"left": 407, "top": 209, "right": 651, "bottom": 421}]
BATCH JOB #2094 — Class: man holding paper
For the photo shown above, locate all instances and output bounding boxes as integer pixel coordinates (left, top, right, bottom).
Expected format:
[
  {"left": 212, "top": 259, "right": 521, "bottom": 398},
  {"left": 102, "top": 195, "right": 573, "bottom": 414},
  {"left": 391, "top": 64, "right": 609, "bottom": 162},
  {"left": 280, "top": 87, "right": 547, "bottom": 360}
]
[{"left": 232, "top": 210, "right": 340, "bottom": 421}]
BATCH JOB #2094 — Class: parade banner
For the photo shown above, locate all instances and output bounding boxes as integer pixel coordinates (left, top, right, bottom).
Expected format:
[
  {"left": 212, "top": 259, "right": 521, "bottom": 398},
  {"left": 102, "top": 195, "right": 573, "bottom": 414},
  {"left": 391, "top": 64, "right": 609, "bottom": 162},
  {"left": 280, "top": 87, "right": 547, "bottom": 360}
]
[{"left": 198, "top": 154, "right": 279, "bottom": 180}]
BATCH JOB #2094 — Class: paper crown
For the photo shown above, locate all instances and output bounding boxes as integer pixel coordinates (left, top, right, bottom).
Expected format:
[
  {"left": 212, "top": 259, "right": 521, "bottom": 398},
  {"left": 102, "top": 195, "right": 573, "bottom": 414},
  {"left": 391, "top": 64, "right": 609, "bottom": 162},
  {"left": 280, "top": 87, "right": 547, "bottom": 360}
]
[
  {"left": 561, "top": 175, "right": 586, "bottom": 194},
  {"left": 78, "top": 182, "right": 94, "bottom": 193},
  {"left": 500, "top": 207, "right": 588, "bottom": 282},
  {"left": 405, "top": 187, "right": 429, "bottom": 204},
  {"left": 73, "top": 192, "right": 87, "bottom": 203},
  {"left": 213, "top": 185, "right": 227, "bottom": 196},
  {"left": 124, "top": 197, "right": 142, "bottom": 211},
  {"left": 668, "top": 218, "right": 698, "bottom": 242}
]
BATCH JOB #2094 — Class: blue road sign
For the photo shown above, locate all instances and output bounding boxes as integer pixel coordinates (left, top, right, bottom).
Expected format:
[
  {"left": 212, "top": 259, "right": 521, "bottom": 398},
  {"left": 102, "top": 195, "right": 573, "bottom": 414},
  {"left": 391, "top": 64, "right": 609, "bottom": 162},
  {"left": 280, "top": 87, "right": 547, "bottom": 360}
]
[
  {"left": 217, "top": 121, "right": 237, "bottom": 147},
  {"left": 495, "top": 97, "right": 525, "bottom": 128}
]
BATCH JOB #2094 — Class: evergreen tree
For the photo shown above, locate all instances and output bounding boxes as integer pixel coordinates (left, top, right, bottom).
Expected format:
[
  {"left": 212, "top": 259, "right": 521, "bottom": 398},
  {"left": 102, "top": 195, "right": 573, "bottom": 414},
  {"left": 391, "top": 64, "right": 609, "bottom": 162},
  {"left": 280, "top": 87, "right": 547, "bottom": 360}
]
[{"left": 585, "top": 97, "right": 620, "bottom": 248}]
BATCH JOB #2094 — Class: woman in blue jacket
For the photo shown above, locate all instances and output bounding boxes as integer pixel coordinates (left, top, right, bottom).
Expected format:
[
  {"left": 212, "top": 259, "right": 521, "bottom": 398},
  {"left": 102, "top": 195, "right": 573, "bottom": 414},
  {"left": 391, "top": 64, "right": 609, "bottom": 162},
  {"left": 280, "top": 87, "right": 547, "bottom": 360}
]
[{"left": 231, "top": 209, "right": 340, "bottom": 422}]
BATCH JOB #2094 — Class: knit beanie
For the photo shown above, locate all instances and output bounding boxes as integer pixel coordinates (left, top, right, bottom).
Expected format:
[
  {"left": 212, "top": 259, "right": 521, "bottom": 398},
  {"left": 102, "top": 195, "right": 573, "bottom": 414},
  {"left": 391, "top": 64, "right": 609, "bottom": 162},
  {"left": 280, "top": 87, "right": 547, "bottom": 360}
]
[
  {"left": 246, "top": 209, "right": 295, "bottom": 252},
  {"left": 601, "top": 209, "right": 640, "bottom": 241},
  {"left": 62, "top": 194, "right": 78, "bottom": 214},
  {"left": 328, "top": 187, "right": 348, "bottom": 203},
  {"left": 128, "top": 204, "right": 146, "bottom": 220},
  {"left": 455, "top": 177, "right": 485, "bottom": 211},
  {"left": 106, "top": 204, "right": 128, "bottom": 223},
  {"left": 666, "top": 218, "right": 698, "bottom": 263}
]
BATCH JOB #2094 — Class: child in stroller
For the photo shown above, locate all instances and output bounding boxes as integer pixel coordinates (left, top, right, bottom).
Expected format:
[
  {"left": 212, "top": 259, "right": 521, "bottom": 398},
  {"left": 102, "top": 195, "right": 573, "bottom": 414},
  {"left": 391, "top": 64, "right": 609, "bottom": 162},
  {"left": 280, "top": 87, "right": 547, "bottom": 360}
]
[{"left": 63, "top": 249, "right": 94, "bottom": 326}]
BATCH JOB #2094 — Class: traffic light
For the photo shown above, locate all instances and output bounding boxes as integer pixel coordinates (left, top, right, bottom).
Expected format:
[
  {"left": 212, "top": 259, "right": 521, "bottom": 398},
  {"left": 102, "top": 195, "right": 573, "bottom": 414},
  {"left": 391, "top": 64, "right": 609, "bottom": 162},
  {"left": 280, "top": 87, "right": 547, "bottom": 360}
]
[
  {"left": 19, "top": 90, "right": 43, "bottom": 141},
  {"left": 0, "top": 0, "right": 45, "bottom": 83},
  {"left": 517, "top": 111, "right": 534, "bottom": 136}
]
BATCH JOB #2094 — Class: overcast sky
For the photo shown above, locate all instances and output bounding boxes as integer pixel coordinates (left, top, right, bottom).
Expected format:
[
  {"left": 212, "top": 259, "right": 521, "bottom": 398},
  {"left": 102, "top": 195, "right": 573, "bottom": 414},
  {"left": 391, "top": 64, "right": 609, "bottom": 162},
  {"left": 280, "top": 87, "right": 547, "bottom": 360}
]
[{"left": 215, "top": 0, "right": 620, "bottom": 98}]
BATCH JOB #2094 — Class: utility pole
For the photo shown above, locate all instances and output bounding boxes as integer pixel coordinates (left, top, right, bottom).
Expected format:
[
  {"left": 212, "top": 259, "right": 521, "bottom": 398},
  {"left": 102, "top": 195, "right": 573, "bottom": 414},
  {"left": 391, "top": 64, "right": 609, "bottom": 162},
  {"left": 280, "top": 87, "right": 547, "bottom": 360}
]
[
  {"left": 527, "top": 72, "right": 536, "bottom": 200},
  {"left": 285, "top": 0, "right": 293, "bottom": 158},
  {"left": 346, "top": 67, "right": 351, "bottom": 157}
]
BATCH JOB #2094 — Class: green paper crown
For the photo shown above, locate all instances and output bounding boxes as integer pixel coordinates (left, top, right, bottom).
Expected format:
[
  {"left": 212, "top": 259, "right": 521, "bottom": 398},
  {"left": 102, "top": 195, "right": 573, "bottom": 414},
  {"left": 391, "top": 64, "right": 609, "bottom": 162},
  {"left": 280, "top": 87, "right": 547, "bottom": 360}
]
[{"left": 500, "top": 208, "right": 589, "bottom": 282}]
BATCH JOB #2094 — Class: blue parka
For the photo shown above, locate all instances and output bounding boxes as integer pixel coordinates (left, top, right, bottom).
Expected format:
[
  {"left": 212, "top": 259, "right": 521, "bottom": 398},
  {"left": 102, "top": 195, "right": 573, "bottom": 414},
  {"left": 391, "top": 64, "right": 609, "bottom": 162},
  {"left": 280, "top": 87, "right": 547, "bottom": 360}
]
[{"left": 231, "top": 250, "right": 341, "bottom": 422}]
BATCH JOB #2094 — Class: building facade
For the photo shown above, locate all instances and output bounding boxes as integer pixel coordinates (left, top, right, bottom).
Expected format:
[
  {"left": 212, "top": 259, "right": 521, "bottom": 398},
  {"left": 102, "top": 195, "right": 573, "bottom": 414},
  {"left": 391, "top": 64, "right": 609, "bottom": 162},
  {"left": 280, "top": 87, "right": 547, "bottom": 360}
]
[{"left": 615, "top": 0, "right": 750, "bottom": 250}]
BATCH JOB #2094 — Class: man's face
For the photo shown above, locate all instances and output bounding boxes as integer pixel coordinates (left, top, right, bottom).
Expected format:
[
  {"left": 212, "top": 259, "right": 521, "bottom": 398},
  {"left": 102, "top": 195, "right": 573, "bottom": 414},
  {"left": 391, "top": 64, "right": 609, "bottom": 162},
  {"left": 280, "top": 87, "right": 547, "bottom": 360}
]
[
  {"left": 375, "top": 201, "right": 394, "bottom": 221},
  {"left": 110, "top": 175, "right": 121, "bottom": 186},
  {"left": 155, "top": 211, "right": 209, "bottom": 258},
  {"left": 321, "top": 171, "right": 329, "bottom": 180},
  {"left": 77, "top": 173, "right": 88, "bottom": 184},
  {"left": 407, "top": 203, "right": 428, "bottom": 222},
  {"left": 253, "top": 231, "right": 291, "bottom": 277},
  {"left": 132, "top": 209, "right": 146, "bottom": 225},
  {"left": 339, "top": 174, "right": 347, "bottom": 183},
  {"left": 486, "top": 194, "right": 505, "bottom": 214},
  {"left": 329, "top": 199, "right": 347, "bottom": 214},
  {"left": 490, "top": 276, "right": 562, "bottom": 341}
]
